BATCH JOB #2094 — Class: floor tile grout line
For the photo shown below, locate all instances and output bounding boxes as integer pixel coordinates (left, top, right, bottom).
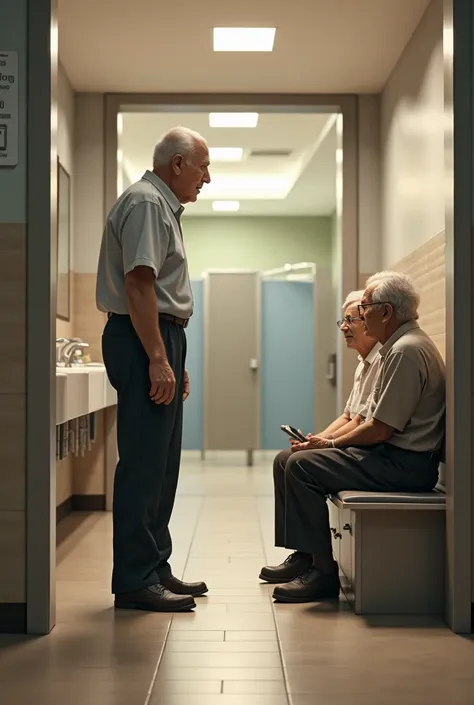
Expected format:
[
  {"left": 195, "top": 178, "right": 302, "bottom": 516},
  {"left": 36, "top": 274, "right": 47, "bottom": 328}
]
[
  {"left": 144, "top": 495, "right": 205, "bottom": 705},
  {"left": 142, "top": 619, "right": 172, "bottom": 705},
  {"left": 255, "top": 495, "right": 292, "bottom": 705}
]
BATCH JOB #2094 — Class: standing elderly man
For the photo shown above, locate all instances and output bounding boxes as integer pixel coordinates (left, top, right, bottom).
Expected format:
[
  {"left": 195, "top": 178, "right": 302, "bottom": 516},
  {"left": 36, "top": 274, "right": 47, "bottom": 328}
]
[
  {"left": 260, "top": 290, "right": 381, "bottom": 584},
  {"left": 96, "top": 127, "right": 211, "bottom": 612},
  {"left": 265, "top": 272, "right": 445, "bottom": 604}
]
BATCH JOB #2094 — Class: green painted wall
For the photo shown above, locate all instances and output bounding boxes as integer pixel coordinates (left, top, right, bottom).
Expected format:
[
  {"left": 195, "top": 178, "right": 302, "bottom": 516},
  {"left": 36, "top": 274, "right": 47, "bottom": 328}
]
[{"left": 182, "top": 216, "right": 332, "bottom": 279}]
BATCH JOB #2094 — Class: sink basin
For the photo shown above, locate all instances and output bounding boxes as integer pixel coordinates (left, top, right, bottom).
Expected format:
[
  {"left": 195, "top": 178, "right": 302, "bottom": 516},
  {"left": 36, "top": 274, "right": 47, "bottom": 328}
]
[
  {"left": 60, "top": 367, "right": 89, "bottom": 420},
  {"left": 56, "top": 372, "right": 67, "bottom": 425},
  {"left": 55, "top": 364, "right": 117, "bottom": 424}
]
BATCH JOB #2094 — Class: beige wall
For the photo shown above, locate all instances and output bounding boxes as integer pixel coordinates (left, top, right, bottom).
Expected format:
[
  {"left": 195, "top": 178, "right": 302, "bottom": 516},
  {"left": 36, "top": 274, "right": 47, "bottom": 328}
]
[
  {"left": 358, "top": 95, "right": 381, "bottom": 278},
  {"left": 55, "top": 85, "right": 108, "bottom": 509},
  {"left": 56, "top": 62, "right": 75, "bottom": 341},
  {"left": 381, "top": 0, "right": 444, "bottom": 268}
]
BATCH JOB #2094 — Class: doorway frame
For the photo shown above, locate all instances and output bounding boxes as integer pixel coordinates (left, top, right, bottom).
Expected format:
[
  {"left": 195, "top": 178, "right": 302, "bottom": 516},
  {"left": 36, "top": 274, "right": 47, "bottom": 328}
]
[{"left": 104, "top": 93, "right": 359, "bottom": 401}]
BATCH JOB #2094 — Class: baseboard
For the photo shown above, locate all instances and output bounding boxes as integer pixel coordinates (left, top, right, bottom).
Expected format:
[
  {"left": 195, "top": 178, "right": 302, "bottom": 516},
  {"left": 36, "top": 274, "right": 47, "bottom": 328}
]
[
  {"left": 56, "top": 494, "right": 106, "bottom": 524},
  {"left": 0, "top": 603, "right": 26, "bottom": 634},
  {"left": 56, "top": 496, "right": 73, "bottom": 524},
  {"left": 72, "top": 494, "right": 106, "bottom": 511}
]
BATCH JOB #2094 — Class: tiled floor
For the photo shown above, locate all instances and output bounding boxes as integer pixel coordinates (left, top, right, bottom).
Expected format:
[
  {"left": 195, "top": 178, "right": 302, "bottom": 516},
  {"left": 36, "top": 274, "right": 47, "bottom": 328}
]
[{"left": 1, "top": 450, "right": 474, "bottom": 704}]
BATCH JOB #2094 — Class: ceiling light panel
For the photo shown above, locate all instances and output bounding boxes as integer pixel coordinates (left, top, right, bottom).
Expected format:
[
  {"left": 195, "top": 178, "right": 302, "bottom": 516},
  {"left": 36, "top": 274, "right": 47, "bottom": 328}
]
[
  {"left": 213, "top": 201, "right": 240, "bottom": 212},
  {"left": 209, "top": 147, "right": 244, "bottom": 162},
  {"left": 213, "top": 27, "right": 276, "bottom": 52},
  {"left": 209, "top": 112, "right": 259, "bottom": 128}
]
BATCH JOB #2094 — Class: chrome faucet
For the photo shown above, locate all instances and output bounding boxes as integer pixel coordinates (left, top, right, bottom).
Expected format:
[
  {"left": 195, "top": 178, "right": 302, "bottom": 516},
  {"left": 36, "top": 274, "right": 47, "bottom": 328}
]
[
  {"left": 63, "top": 342, "right": 90, "bottom": 367},
  {"left": 56, "top": 338, "right": 89, "bottom": 366}
]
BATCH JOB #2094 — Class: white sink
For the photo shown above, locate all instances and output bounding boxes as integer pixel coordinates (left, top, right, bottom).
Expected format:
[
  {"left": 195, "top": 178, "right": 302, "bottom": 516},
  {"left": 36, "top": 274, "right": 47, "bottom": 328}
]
[
  {"left": 60, "top": 367, "right": 89, "bottom": 420},
  {"left": 56, "top": 372, "right": 67, "bottom": 425},
  {"left": 55, "top": 364, "right": 117, "bottom": 424}
]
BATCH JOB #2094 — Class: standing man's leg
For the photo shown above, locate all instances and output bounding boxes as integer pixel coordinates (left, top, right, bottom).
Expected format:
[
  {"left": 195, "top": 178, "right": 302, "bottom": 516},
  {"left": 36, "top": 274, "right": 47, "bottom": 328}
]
[
  {"left": 259, "top": 449, "right": 313, "bottom": 583},
  {"left": 151, "top": 326, "right": 208, "bottom": 597},
  {"left": 102, "top": 315, "right": 195, "bottom": 612}
]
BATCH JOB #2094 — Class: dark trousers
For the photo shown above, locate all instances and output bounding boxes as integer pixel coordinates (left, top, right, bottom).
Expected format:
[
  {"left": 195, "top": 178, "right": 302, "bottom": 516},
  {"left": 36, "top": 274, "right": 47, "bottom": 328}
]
[
  {"left": 274, "top": 444, "right": 439, "bottom": 571},
  {"left": 102, "top": 314, "right": 186, "bottom": 594}
]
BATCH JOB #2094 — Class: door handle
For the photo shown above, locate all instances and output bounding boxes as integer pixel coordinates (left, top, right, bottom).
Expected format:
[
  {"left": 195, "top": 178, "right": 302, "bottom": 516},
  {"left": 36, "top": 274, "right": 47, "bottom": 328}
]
[{"left": 249, "top": 359, "right": 258, "bottom": 370}]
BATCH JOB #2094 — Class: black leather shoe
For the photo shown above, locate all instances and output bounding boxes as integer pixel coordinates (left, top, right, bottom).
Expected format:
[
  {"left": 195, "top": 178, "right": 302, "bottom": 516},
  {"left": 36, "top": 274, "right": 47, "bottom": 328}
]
[
  {"left": 259, "top": 552, "right": 313, "bottom": 584},
  {"left": 160, "top": 574, "right": 208, "bottom": 597},
  {"left": 114, "top": 583, "right": 196, "bottom": 612},
  {"left": 272, "top": 565, "right": 340, "bottom": 603}
]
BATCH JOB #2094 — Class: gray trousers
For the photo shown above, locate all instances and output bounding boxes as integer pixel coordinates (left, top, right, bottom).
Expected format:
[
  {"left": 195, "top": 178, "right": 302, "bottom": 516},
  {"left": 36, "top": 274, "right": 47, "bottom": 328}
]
[{"left": 273, "top": 444, "right": 439, "bottom": 571}]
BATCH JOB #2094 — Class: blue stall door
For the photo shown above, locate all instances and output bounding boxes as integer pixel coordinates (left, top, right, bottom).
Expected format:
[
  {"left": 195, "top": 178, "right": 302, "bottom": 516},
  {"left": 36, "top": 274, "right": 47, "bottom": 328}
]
[
  {"left": 261, "top": 281, "right": 315, "bottom": 449},
  {"left": 182, "top": 279, "right": 204, "bottom": 450}
]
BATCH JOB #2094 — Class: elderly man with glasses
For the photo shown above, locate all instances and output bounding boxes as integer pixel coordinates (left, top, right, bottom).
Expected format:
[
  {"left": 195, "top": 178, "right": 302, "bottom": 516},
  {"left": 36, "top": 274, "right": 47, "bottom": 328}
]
[
  {"left": 260, "top": 271, "right": 445, "bottom": 604},
  {"left": 260, "top": 289, "right": 382, "bottom": 585}
]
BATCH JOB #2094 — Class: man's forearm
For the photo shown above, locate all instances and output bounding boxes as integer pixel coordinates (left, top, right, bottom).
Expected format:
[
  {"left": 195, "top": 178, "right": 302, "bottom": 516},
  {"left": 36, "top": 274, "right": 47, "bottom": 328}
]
[
  {"left": 127, "top": 287, "right": 166, "bottom": 363},
  {"left": 331, "top": 416, "right": 361, "bottom": 439},
  {"left": 320, "top": 414, "right": 351, "bottom": 437},
  {"left": 333, "top": 418, "right": 392, "bottom": 448}
]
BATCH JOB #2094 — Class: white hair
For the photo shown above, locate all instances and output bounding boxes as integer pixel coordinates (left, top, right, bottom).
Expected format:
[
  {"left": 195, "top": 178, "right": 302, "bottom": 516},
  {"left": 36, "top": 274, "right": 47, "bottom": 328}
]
[
  {"left": 342, "top": 290, "right": 364, "bottom": 314},
  {"left": 152, "top": 126, "right": 206, "bottom": 168},
  {"left": 365, "top": 271, "right": 420, "bottom": 323}
]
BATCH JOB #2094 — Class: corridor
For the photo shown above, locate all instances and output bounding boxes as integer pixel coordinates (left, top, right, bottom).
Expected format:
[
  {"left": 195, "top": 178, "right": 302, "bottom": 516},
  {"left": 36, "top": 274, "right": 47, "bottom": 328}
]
[{"left": 1, "top": 452, "right": 473, "bottom": 705}]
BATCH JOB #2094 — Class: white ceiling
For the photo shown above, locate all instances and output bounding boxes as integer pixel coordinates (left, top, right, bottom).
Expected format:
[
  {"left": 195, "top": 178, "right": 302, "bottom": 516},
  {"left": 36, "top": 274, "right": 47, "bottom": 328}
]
[
  {"left": 119, "top": 112, "right": 338, "bottom": 216},
  {"left": 58, "top": 0, "right": 431, "bottom": 94}
]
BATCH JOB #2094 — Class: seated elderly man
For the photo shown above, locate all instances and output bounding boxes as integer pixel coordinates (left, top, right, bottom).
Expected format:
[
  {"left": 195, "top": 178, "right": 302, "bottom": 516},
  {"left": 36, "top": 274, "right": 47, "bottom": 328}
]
[
  {"left": 260, "top": 271, "right": 445, "bottom": 603},
  {"left": 260, "top": 290, "right": 381, "bottom": 584}
]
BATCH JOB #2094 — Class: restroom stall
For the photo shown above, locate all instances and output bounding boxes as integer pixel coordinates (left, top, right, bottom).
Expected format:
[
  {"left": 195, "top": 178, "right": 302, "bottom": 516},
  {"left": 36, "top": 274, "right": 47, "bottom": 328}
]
[{"left": 182, "top": 265, "right": 324, "bottom": 458}]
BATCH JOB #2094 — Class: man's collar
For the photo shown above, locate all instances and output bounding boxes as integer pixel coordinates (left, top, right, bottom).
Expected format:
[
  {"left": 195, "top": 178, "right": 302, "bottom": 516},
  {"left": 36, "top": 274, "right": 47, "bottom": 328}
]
[
  {"left": 358, "top": 341, "right": 382, "bottom": 365},
  {"left": 142, "top": 170, "right": 184, "bottom": 218},
  {"left": 379, "top": 321, "right": 419, "bottom": 357}
]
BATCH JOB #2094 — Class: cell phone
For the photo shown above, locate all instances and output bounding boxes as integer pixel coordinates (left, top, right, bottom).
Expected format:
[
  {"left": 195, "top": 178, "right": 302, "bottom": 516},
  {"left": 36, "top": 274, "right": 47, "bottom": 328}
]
[{"left": 281, "top": 425, "right": 307, "bottom": 443}]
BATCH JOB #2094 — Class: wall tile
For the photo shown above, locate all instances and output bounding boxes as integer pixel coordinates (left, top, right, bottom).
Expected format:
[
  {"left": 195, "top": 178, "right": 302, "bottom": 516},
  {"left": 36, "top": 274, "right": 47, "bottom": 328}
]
[
  {"left": 0, "top": 394, "right": 25, "bottom": 511},
  {"left": 0, "top": 226, "right": 26, "bottom": 394},
  {"left": 0, "top": 511, "right": 25, "bottom": 602}
]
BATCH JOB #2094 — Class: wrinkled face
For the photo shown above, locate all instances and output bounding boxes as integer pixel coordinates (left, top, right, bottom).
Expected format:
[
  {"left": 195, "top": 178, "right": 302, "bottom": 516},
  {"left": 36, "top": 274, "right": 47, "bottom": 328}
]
[
  {"left": 359, "top": 287, "right": 389, "bottom": 341},
  {"left": 171, "top": 140, "right": 211, "bottom": 204},
  {"left": 339, "top": 304, "right": 366, "bottom": 351}
]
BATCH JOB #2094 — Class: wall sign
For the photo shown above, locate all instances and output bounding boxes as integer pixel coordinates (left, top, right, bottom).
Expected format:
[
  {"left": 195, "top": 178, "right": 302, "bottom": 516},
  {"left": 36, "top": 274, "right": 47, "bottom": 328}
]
[{"left": 0, "top": 51, "right": 18, "bottom": 167}]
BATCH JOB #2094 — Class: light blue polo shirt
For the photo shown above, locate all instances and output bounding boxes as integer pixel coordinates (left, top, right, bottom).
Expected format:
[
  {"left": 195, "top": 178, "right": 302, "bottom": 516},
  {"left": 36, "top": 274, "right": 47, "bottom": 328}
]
[{"left": 96, "top": 171, "right": 193, "bottom": 318}]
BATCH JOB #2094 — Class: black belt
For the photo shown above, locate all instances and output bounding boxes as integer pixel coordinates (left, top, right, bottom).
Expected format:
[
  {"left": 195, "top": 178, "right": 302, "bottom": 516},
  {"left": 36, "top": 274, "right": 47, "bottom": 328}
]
[{"left": 107, "top": 312, "right": 189, "bottom": 328}]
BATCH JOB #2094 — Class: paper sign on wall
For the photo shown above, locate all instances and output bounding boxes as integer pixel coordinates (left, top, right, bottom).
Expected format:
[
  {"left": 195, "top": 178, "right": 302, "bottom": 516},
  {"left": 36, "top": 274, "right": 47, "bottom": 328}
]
[{"left": 0, "top": 51, "right": 18, "bottom": 167}]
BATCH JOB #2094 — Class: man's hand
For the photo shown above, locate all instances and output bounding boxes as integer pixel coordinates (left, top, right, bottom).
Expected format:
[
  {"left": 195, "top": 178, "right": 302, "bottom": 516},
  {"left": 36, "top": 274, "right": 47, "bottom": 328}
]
[
  {"left": 149, "top": 359, "right": 176, "bottom": 405},
  {"left": 183, "top": 369, "right": 190, "bottom": 401},
  {"left": 290, "top": 434, "right": 332, "bottom": 452}
]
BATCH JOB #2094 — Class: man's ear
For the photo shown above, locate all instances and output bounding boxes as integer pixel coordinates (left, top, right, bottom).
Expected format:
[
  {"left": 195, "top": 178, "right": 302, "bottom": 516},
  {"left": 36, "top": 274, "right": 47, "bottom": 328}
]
[
  {"left": 382, "top": 303, "right": 393, "bottom": 323},
  {"left": 171, "top": 154, "right": 184, "bottom": 175}
]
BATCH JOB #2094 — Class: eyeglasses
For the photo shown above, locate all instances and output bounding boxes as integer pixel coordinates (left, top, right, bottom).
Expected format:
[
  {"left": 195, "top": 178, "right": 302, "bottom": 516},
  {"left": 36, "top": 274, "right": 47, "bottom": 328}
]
[
  {"left": 337, "top": 316, "right": 363, "bottom": 329},
  {"left": 357, "top": 302, "right": 390, "bottom": 317}
]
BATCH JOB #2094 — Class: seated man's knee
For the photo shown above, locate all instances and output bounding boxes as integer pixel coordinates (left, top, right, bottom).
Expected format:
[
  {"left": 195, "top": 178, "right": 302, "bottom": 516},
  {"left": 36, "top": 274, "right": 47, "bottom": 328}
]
[
  {"left": 273, "top": 449, "right": 292, "bottom": 479},
  {"left": 285, "top": 451, "right": 308, "bottom": 482}
]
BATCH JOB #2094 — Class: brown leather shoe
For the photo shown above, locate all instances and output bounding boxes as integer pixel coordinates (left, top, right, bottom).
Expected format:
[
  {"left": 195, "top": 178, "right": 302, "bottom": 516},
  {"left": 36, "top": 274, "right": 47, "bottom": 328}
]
[
  {"left": 272, "top": 565, "right": 340, "bottom": 603},
  {"left": 259, "top": 552, "right": 313, "bottom": 584},
  {"left": 161, "top": 574, "right": 208, "bottom": 597},
  {"left": 114, "top": 583, "right": 196, "bottom": 612}
]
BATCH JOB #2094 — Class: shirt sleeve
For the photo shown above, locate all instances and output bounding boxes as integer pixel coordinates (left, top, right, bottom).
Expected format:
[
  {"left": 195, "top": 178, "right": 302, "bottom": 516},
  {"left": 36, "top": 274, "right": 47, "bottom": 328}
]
[
  {"left": 119, "top": 201, "right": 170, "bottom": 277},
  {"left": 371, "top": 352, "right": 424, "bottom": 432},
  {"left": 344, "top": 388, "right": 354, "bottom": 417}
]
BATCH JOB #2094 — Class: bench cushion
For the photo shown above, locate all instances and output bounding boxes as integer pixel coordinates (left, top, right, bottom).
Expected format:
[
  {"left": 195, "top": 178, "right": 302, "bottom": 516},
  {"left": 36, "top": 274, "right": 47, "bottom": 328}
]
[{"left": 334, "top": 488, "right": 445, "bottom": 505}]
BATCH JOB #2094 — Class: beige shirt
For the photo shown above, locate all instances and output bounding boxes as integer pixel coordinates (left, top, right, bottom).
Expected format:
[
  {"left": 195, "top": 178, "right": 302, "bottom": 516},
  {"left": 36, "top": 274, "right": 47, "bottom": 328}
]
[
  {"left": 361, "top": 321, "right": 446, "bottom": 453},
  {"left": 96, "top": 171, "right": 194, "bottom": 318},
  {"left": 344, "top": 343, "right": 382, "bottom": 419}
]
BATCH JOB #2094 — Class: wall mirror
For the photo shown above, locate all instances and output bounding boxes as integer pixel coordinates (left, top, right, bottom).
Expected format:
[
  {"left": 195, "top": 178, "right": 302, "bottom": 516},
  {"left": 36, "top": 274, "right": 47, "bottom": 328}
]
[{"left": 57, "top": 159, "right": 71, "bottom": 321}]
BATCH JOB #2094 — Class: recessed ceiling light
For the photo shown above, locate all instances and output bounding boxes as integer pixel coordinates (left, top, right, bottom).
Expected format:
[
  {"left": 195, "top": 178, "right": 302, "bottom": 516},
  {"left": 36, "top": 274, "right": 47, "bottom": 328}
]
[
  {"left": 213, "top": 27, "right": 276, "bottom": 52},
  {"left": 213, "top": 201, "right": 240, "bottom": 212},
  {"left": 209, "top": 147, "right": 244, "bottom": 162},
  {"left": 209, "top": 112, "right": 259, "bottom": 128}
]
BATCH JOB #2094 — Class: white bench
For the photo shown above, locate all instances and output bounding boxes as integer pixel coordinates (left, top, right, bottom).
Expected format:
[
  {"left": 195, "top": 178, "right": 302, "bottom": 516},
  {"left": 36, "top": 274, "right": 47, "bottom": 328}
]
[{"left": 328, "top": 487, "right": 446, "bottom": 615}]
